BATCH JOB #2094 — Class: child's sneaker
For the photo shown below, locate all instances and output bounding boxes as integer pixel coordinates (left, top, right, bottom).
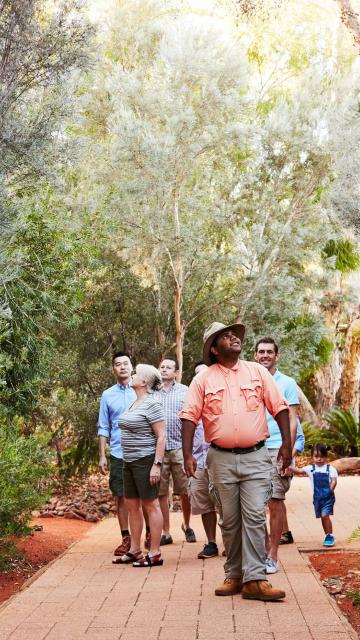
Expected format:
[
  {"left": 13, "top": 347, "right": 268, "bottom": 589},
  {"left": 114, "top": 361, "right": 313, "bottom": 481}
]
[
  {"left": 323, "top": 533, "right": 335, "bottom": 547},
  {"left": 265, "top": 557, "right": 279, "bottom": 574}
]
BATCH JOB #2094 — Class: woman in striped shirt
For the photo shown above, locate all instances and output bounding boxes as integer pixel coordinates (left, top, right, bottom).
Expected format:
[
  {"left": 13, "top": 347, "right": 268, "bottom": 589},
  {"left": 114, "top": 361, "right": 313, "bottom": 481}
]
[{"left": 115, "top": 364, "right": 166, "bottom": 567}]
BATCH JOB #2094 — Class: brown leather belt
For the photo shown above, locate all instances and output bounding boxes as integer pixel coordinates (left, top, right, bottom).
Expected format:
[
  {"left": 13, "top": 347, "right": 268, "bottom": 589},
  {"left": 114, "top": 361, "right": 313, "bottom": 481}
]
[{"left": 210, "top": 441, "right": 265, "bottom": 454}]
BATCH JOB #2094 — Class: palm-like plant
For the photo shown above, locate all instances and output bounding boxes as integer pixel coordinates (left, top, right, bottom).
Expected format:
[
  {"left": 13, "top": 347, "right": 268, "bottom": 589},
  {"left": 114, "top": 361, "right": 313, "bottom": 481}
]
[
  {"left": 323, "top": 408, "right": 360, "bottom": 457},
  {"left": 302, "top": 408, "right": 360, "bottom": 456}
]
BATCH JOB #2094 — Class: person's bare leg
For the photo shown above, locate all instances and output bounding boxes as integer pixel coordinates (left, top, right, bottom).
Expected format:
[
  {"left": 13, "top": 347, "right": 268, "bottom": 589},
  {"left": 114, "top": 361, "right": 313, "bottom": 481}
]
[
  {"left": 142, "top": 506, "right": 149, "bottom": 527},
  {"left": 282, "top": 501, "right": 289, "bottom": 533},
  {"left": 268, "top": 498, "right": 284, "bottom": 562},
  {"left": 124, "top": 497, "right": 143, "bottom": 552},
  {"left": 321, "top": 515, "right": 332, "bottom": 535},
  {"left": 159, "top": 494, "right": 170, "bottom": 535},
  {"left": 142, "top": 498, "right": 163, "bottom": 554},
  {"left": 201, "top": 511, "right": 217, "bottom": 544},
  {"left": 115, "top": 496, "right": 129, "bottom": 531},
  {"left": 265, "top": 523, "right": 270, "bottom": 554},
  {"left": 181, "top": 493, "right": 191, "bottom": 529}
]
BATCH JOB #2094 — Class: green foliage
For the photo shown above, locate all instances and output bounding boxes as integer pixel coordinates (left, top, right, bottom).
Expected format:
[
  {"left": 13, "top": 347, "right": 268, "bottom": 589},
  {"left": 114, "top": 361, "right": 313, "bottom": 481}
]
[
  {"left": 348, "top": 526, "right": 360, "bottom": 544},
  {"left": 346, "top": 588, "right": 360, "bottom": 610},
  {"left": 322, "top": 239, "right": 360, "bottom": 273},
  {"left": 0, "top": 541, "right": 21, "bottom": 573},
  {"left": 0, "top": 420, "right": 50, "bottom": 544},
  {"left": 1, "top": 0, "right": 360, "bottom": 481},
  {"left": 323, "top": 408, "right": 360, "bottom": 457},
  {"left": 0, "top": 193, "right": 85, "bottom": 419},
  {"left": 302, "top": 408, "right": 360, "bottom": 456}
]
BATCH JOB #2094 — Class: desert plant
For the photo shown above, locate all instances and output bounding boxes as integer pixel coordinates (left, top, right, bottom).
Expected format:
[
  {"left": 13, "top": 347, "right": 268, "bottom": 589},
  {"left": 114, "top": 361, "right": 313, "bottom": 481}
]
[
  {"left": 348, "top": 526, "right": 360, "bottom": 544},
  {"left": 0, "top": 422, "right": 50, "bottom": 545},
  {"left": 323, "top": 408, "right": 360, "bottom": 457},
  {"left": 302, "top": 409, "right": 360, "bottom": 456},
  {"left": 301, "top": 421, "right": 336, "bottom": 450},
  {"left": 346, "top": 588, "right": 360, "bottom": 610}
]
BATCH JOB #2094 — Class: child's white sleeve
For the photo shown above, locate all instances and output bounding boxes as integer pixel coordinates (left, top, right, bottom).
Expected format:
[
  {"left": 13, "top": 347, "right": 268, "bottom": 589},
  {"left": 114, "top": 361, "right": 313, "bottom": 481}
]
[
  {"left": 329, "top": 466, "right": 338, "bottom": 479},
  {"left": 301, "top": 465, "right": 312, "bottom": 477}
]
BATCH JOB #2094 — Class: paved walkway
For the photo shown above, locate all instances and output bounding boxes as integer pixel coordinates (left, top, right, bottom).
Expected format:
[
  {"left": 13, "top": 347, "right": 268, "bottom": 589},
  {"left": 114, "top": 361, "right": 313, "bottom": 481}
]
[{"left": 1, "top": 477, "right": 360, "bottom": 640}]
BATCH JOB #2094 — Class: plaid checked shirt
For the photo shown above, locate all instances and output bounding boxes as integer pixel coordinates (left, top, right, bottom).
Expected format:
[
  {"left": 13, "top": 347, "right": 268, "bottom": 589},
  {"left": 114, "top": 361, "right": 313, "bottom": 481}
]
[{"left": 154, "top": 382, "right": 188, "bottom": 450}]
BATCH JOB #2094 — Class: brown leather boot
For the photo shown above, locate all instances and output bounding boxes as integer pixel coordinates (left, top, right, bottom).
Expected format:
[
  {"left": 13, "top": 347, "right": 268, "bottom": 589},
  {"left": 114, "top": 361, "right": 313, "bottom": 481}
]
[
  {"left": 215, "top": 578, "right": 242, "bottom": 596},
  {"left": 242, "top": 580, "right": 285, "bottom": 601}
]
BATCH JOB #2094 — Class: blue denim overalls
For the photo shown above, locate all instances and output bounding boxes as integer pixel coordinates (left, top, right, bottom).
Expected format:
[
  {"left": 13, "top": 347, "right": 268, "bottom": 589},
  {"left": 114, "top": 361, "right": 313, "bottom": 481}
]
[{"left": 311, "top": 464, "right": 335, "bottom": 518}]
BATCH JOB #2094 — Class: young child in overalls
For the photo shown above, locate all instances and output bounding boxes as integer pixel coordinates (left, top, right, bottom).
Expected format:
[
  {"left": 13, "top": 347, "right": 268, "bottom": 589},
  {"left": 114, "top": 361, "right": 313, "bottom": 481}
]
[{"left": 291, "top": 443, "right": 338, "bottom": 546}]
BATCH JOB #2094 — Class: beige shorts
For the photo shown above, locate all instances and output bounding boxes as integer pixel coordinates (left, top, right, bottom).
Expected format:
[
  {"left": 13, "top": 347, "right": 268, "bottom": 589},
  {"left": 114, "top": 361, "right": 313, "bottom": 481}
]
[
  {"left": 188, "top": 468, "right": 215, "bottom": 515},
  {"left": 268, "top": 448, "right": 291, "bottom": 500},
  {"left": 159, "top": 448, "right": 189, "bottom": 496}
]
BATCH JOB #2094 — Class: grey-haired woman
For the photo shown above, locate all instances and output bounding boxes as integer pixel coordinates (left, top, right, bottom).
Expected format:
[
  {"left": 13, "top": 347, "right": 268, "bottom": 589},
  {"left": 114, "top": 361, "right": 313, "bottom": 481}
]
[{"left": 115, "top": 364, "right": 166, "bottom": 567}]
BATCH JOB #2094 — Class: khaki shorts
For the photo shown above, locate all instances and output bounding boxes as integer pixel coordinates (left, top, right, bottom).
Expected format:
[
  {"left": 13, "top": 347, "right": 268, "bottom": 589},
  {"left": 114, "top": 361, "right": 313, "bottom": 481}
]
[
  {"left": 268, "top": 448, "right": 291, "bottom": 500},
  {"left": 109, "top": 455, "right": 124, "bottom": 497},
  {"left": 188, "top": 468, "right": 215, "bottom": 515},
  {"left": 159, "top": 448, "right": 188, "bottom": 496},
  {"left": 123, "top": 454, "right": 159, "bottom": 501}
]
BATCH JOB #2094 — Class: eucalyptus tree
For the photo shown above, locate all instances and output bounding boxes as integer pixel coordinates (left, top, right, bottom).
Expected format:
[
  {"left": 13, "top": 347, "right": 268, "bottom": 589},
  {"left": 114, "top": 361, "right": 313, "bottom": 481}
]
[
  {"left": 79, "top": 0, "right": 251, "bottom": 377},
  {"left": 0, "top": 0, "right": 92, "bottom": 417},
  {"left": 228, "top": 0, "right": 360, "bottom": 400},
  {"left": 78, "top": 0, "right": 360, "bottom": 391}
]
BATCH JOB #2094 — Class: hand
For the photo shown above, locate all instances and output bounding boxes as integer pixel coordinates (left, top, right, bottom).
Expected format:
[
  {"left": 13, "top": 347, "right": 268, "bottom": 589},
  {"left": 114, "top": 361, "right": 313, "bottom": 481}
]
[
  {"left": 277, "top": 443, "right": 292, "bottom": 473},
  {"left": 282, "top": 466, "right": 293, "bottom": 477},
  {"left": 99, "top": 455, "right": 108, "bottom": 475},
  {"left": 149, "top": 465, "right": 161, "bottom": 486},
  {"left": 184, "top": 455, "right": 197, "bottom": 478}
]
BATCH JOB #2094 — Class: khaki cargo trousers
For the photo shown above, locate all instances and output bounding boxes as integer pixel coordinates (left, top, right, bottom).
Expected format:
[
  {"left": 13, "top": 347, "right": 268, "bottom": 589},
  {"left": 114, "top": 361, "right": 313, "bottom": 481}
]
[{"left": 207, "top": 444, "right": 272, "bottom": 583}]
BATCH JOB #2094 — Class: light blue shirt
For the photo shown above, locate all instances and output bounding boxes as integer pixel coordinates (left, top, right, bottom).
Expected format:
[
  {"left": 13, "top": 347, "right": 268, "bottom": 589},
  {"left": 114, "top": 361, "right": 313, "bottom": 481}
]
[
  {"left": 265, "top": 369, "right": 300, "bottom": 449},
  {"left": 294, "top": 421, "right": 305, "bottom": 453},
  {"left": 192, "top": 421, "right": 210, "bottom": 470},
  {"left": 97, "top": 383, "right": 136, "bottom": 459}
]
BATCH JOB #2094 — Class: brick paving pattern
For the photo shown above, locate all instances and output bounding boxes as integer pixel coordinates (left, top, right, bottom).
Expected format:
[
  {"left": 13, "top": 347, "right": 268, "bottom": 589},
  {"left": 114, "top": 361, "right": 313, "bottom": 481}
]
[{"left": 1, "top": 476, "right": 359, "bottom": 639}]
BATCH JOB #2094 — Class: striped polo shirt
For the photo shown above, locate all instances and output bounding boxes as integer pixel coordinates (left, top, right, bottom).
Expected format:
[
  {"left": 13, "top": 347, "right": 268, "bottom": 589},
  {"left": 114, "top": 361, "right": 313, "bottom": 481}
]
[{"left": 119, "top": 395, "right": 165, "bottom": 462}]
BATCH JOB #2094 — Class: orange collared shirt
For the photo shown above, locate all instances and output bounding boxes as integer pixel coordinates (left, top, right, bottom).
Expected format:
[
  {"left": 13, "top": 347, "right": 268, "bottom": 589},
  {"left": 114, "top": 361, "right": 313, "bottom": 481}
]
[{"left": 180, "top": 360, "right": 288, "bottom": 448}]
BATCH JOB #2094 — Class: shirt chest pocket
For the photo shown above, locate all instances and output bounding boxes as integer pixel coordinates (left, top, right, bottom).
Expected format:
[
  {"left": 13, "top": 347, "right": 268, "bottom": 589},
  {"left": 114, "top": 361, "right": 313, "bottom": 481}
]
[
  {"left": 204, "top": 387, "right": 225, "bottom": 415},
  {"left": 240, "top": 380, "right": 262, "bottom": 411}
]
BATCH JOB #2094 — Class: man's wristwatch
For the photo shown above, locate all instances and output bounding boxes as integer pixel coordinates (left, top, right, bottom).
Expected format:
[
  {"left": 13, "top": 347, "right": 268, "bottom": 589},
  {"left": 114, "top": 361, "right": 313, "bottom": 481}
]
[{"left": 154, "top": 460, "right": 163, "bottom": 466}]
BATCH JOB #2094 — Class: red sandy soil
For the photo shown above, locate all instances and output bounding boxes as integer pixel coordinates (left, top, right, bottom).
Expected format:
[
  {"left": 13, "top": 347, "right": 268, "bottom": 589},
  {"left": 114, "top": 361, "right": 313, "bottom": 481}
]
[
  {"left": 309, "top": 551, "right": 360, "bottom": 636},
  {"left": 0, "top": 517, "right": 95, "bottom": 606}
]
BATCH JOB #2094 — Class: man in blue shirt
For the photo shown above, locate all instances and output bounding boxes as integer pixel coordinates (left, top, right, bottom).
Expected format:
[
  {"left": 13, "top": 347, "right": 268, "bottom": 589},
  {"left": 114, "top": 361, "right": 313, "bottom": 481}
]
[
  {"left": 98, "top": 351, "right": 136, "bottom": 557},
  {"left": 254, "top": 338, "right": 299, "bottom": 575}
]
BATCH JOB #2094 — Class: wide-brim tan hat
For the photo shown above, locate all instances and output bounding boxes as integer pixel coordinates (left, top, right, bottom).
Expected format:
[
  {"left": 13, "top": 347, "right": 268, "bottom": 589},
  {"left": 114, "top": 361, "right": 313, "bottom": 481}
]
[{"left": 202, "top": 321, "right": 246, "bottom": 366}]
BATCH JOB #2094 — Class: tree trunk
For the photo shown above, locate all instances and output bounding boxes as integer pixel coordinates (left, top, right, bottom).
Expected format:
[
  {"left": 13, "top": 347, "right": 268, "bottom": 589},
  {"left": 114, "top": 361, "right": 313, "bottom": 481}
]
[
  {"left": 335, "top": 317, "right": 360, "bottom": 419},
  {"left": 172, "top": 192, "right": 185, "bottom": 381},
  {"left": 314, "top": 346, "right": 343, "bottom": 416},
  {"left": 174, "top": 281, "right": 185, "bottom": 380},
  {"left": 297, "top": 386, "right": 319, "bottom": 425}
]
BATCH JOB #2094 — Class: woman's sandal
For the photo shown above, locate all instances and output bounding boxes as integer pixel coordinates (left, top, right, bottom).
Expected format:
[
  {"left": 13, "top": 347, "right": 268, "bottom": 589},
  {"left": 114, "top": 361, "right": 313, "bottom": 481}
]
[
  {"left": 133, "top": 553, "right": 163, "bottom": 567},
  {"left": 112, "top": 550, "right": 143, "bottom": 565}
]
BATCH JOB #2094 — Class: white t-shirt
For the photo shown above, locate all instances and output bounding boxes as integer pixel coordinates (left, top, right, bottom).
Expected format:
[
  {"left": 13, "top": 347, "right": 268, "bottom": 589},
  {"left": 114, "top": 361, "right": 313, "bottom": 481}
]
[{"left": 302, "top": 463, "right": 338, "bottom": 490}]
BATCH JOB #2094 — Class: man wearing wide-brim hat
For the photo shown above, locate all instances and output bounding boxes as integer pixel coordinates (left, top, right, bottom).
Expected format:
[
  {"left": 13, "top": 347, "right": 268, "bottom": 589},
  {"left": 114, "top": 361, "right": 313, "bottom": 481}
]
[{"left": 180, "top": 321, "right": 292, "bottom": 601}]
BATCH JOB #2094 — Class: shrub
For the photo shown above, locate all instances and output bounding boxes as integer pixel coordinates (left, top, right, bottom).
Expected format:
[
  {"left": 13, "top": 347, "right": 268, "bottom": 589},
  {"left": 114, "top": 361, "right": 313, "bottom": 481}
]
[
  {"left": 323, "top": 408, "right": 360, "bottom": 457},
  {"left": 302, "top": 408, "right": 360, "bottom": 457},
  {"left": 0, "top": 423, "right": 50, "bottom": 546}
]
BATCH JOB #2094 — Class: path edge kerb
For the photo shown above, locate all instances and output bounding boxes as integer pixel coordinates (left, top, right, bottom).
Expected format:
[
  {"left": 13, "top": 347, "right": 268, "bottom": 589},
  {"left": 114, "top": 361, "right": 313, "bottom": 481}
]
[
  {"left": 302, "top": 550, "right": 359, "bottom": 640},
  {"left": 0, "top": 519, "right": 101, "bottom": 614}
]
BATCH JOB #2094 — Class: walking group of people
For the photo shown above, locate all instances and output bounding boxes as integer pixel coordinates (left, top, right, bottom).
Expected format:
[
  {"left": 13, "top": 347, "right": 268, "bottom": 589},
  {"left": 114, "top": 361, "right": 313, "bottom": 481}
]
[{"left": 98, "top": 320, "right": 338, "bottom": 600}]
